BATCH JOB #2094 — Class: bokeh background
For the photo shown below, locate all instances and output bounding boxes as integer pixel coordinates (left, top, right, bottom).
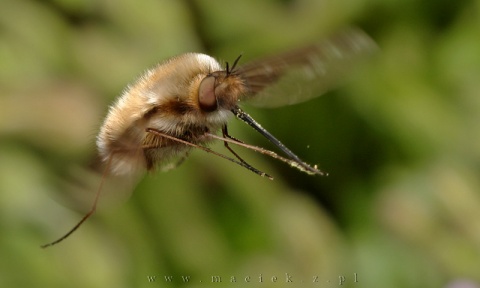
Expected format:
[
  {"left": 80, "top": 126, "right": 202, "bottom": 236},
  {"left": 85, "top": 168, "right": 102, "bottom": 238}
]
[{"left": 1, "top": 0, "right": 479, "bottom": 287}]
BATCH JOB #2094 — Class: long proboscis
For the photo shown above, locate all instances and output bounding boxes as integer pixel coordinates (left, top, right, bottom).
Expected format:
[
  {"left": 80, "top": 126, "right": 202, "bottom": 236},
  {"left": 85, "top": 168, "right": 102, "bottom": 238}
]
[{"left": 230, "top": 106, "right": 326, "bottom": 176}]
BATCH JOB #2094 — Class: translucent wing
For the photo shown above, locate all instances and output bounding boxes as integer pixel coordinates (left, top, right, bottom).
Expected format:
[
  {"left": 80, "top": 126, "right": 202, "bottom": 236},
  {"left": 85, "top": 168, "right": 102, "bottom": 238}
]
[{"left": 236, "top": 28, "right": 377, "bottom": 108}]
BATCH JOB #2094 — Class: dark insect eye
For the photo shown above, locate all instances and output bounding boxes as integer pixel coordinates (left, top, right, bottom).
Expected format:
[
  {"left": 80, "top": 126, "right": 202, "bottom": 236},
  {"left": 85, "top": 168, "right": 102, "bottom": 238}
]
[{"left": 198, "top": 76, "right": 217, "bottom": 112}]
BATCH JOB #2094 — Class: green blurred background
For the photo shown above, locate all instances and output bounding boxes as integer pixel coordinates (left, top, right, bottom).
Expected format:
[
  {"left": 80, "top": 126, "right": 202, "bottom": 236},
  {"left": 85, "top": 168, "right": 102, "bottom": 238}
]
[{"left": 1, "top": 0, "right": 479, "bottom": 287}]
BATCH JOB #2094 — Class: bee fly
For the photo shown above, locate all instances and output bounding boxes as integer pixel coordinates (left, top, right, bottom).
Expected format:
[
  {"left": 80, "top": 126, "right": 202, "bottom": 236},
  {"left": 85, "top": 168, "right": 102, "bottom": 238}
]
[{"left": 41, "top": 28, "right": 376, "bottom": 248}]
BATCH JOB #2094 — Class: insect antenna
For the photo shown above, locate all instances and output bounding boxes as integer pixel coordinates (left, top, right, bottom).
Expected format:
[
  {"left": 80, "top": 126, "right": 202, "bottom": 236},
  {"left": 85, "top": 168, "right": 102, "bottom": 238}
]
[{"left": 226, "top": 54, "right": 243, "bottom": 75}]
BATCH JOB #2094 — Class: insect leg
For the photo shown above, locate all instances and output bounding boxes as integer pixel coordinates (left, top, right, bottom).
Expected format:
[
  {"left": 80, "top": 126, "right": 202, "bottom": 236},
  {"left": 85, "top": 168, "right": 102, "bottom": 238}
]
[
  {"left": 145, "top": 128, "right": 273, "bottom": 179},
  {"left": 40, "top": 154, "right": 115, "bottom": 248},
  {"left": 221, "top": 125, "right": 272, "bottom": 179}
]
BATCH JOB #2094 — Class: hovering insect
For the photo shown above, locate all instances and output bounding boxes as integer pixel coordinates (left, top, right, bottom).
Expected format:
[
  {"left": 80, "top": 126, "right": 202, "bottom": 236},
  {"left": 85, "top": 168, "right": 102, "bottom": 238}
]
[{"left": 41, "top": 28, "right": 376, "bottom": 248}]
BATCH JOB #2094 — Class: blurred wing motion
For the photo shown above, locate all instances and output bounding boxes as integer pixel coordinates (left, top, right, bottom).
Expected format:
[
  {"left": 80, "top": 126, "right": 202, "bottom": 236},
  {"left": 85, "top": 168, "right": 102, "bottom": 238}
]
[
  {"left": 236, "top": 28, "right": 377, "bottom": 108},
  {"left": 56, "top": 155, "right": 142, "bottom": 213}
]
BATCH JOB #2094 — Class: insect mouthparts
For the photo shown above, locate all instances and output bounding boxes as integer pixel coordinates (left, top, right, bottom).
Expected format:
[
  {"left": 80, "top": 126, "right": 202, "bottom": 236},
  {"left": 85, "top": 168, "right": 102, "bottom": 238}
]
[{"left": 41, "top": 27, "right": 375, "bottom": 247}]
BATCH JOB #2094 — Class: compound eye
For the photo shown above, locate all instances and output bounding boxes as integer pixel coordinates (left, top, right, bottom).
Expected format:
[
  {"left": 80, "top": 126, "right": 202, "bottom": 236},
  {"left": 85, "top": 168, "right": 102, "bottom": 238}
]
[{"left": 198, "top": 76, "right": 217, "bottom": 112}]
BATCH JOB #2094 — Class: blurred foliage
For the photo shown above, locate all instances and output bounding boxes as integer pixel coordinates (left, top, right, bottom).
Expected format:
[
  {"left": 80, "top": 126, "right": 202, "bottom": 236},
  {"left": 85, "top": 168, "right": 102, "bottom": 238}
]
[{"left": 1, "top": 0, "right": 480, "bottom": 287}]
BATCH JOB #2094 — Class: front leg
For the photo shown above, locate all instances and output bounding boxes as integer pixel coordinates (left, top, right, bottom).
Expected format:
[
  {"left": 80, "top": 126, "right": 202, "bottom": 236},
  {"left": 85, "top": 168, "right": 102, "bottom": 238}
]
[{"left": 221, "top": 125, "right": 272, "bottom": 179}]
